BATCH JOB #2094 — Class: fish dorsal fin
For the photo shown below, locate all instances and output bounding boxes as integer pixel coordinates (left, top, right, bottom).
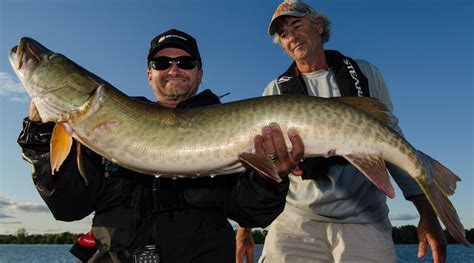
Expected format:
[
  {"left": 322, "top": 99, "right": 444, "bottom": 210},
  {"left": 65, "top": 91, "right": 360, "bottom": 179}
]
[{"left": 335, "top": 97, "right": 392, "bottom": 127}]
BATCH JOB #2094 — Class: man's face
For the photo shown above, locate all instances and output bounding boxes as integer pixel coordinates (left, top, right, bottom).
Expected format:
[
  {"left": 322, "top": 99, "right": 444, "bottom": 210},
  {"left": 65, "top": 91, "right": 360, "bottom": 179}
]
[
  {"left": 147, "top": 47, "right": 202, "bottom": 108},
  {"left": 277, "top": 16, "right": 324, "bottom": 62}
]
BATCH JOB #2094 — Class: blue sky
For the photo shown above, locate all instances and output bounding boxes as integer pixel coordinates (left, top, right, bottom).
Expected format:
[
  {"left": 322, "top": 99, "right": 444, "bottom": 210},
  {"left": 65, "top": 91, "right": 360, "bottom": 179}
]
[{"left": 0, "top": 0, "right": 472, "bottom": 235}]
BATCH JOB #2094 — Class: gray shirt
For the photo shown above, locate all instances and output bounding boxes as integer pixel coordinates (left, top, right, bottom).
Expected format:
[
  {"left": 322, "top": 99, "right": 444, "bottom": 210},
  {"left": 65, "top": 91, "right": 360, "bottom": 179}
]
[{"left": 263, "top": 60, "right": 423, "bottom": 223}]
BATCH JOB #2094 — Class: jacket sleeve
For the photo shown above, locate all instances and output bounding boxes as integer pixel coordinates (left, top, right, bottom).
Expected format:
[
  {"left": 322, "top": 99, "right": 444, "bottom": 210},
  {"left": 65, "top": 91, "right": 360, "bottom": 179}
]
[
  {"left": 224, "top": 171, "right": 289, "bottom": 228},
  {"left": 181, "top": 170, "right": 289, "bottom": 228},
  {"left": 17, "top": 118, "right": 106, "bottom": 221}
]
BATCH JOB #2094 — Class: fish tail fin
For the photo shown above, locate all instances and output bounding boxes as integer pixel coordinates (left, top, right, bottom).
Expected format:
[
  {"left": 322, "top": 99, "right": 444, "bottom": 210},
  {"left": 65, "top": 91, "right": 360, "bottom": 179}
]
[
  {"left": 426, "top": 154, "right": 461, "bottom": 196},
  {"left": 421, "top": 179, "right": 470, "bottom": 247},
  {"left": 421, "top": 153, "right": 469, "bottom": 246}
]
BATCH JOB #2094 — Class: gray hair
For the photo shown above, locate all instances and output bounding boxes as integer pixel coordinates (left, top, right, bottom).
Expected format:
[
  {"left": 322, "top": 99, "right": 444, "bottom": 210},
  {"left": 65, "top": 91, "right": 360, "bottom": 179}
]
[{"left": 272, "top": 11, "right": 331, "bottom": 44}]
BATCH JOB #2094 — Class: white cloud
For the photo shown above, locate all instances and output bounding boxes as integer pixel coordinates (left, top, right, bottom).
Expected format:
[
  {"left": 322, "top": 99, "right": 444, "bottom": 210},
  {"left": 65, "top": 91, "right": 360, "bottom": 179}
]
[
  {"left": 0, "top": 220, "right": 21, "bottom": 224},
  {"left": 0, "top": 196, "right": 49, "bottom": 214},
  {"left": 0, "top": 72, "right": 28, "bottom": 103},
  {"left": 0, "top": 198, "right": 15, "bottom": 207},
  {"left": 0, "top": 213, "right": 14, "bottom": 219},
  {"left": 8, "top": 96, "right": 29, "bottom": 103},
  {"left": 389, "top": 213, "right": 419, "bottom": 221}
]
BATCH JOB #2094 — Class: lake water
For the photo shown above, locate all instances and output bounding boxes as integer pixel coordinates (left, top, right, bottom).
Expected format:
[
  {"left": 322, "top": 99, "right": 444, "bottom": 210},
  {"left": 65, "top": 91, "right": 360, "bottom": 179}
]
[{"left": 0, "top": 244, "right": 472, "bottom": 262}]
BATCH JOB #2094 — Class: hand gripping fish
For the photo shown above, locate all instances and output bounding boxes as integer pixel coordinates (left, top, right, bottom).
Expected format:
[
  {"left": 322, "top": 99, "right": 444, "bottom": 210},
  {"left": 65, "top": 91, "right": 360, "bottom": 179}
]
[{"left": 9, "top": 37, "right": 470, "bottom": 246}]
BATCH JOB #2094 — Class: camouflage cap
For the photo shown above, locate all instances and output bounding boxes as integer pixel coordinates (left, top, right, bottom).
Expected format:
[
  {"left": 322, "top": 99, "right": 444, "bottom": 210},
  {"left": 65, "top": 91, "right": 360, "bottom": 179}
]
[{"left": 268, "top": 0, "right": 316, "bottom": 36}]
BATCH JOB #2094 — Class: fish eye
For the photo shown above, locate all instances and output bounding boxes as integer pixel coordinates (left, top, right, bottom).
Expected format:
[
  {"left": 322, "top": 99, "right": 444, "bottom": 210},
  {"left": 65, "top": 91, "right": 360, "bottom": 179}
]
[{"left": 47, "top": 53, "right": 59, "bottom": 61}]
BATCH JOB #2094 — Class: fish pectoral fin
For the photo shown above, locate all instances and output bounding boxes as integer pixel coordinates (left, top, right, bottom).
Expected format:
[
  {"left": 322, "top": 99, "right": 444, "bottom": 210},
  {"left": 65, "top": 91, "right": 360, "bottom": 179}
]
[
  {"left": 50, "top": 123, "right": 73, "bottom": 174},
  {"left": 67, "top": 84, "right": 105, "bottom": 123},
  {"left": 76, "top": 142, "right": 88, "bottom": 186},
  {"left": 239, "top": 152, "right": 282, "bottom": 182},
  {"left": 419, "top": 179, "right": 470, "bottom": 247},
  {"left": 344, "top": 153, "right": 395, "bottom": 198}
]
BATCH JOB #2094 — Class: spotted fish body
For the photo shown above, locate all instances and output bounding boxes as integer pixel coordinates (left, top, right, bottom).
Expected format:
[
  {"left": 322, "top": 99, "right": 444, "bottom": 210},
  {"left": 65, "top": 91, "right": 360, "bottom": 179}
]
[{"left": 9, "top": 37, "right": 469, "bottom": 246}]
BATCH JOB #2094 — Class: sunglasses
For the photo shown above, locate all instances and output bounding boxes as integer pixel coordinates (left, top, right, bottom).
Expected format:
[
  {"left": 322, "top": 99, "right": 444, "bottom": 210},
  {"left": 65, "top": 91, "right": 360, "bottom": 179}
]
[{"left": 149, "top": 56, "right": 199, "bottom": 70}]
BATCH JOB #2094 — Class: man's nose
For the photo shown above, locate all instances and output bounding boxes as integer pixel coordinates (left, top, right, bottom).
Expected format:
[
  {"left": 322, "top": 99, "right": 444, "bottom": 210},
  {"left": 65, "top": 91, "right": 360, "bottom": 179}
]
[
  {"left": 286, "top": 31, "right": 297, "bottom": 42},
  {"left": 167, "top": 63, "right": 181, "bottom": 75}
]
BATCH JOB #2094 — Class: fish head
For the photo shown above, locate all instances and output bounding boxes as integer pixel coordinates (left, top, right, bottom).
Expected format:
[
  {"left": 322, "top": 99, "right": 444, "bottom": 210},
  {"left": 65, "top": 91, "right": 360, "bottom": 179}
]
[
  {"left": 9, "top": 37, "right": 100, "bottom": 122},
  {"left": 9, "top": 37, "right": 54, "bottom": 82}
]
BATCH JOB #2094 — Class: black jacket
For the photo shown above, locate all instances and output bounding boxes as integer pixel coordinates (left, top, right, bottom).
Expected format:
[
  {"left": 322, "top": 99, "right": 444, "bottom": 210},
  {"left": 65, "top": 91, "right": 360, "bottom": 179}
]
[{"left": 18, "top": 89, "right": 289, "bottom": 262}]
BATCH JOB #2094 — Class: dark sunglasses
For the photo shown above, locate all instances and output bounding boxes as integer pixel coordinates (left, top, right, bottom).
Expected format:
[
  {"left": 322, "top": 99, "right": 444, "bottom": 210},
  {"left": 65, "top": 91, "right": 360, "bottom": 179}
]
[{"left": 149, "top": 56, "right": 199, "bottom": 70}]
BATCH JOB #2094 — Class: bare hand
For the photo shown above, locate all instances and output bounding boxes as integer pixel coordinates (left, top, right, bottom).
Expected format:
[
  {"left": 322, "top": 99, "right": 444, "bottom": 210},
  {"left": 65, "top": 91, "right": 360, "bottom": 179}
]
[
  {"left": 28, "top": 101, "right": 42, "bottom": 121},
  {"left": 236, "top": 226, "right": 254, "bottom": 263},
  {"left": 254, "top": 123, "right": 304, "bottom": 177},
  {"left": 411, "top": 195, "right": 447, "bottom": 263}
]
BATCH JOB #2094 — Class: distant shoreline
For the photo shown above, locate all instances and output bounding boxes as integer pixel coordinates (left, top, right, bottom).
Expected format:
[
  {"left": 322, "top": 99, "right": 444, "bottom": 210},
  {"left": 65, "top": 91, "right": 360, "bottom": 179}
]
[
  {"left": 2, "top": 244, "right": 473, "bottom": 263},
  {"left": 1, "top": 226, "right": 473, "bottom": 245}
]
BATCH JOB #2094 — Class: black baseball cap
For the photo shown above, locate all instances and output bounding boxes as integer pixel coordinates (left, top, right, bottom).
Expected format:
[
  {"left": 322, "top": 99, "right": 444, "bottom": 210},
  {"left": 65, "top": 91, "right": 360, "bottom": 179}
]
[{"left": 147, "top": 29, "right": 202, "bottom": 67}]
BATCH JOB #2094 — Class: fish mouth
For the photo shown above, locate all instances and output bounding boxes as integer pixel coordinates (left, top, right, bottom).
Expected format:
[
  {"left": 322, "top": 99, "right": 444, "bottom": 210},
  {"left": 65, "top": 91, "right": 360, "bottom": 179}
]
[{"left": 9, "top": 37, "right": 52, "bottom": 71}]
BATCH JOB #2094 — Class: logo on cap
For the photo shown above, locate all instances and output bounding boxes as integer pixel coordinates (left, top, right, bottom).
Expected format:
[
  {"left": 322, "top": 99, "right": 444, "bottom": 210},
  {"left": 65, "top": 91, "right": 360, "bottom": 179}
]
[
  {"left": 274, "top": 2, "right": 309, "bottom": 17},
  {"left": 158, "top": 34, "right": 187, "bottom": 43},
  {"left": 275, "top": 2, "right": 295, "bottom": 16}
]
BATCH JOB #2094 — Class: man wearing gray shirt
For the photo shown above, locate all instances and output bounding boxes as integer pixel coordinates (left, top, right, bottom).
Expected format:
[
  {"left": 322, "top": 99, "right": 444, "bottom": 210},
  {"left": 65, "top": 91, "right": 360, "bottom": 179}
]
[{"left": 236, "top": 1, "right": 447, "bottom": 262}]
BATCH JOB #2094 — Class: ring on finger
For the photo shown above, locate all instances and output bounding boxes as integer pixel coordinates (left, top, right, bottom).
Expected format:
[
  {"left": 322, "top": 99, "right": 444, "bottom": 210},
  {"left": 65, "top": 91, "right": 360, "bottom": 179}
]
[{"left": 267, "top": 152, "right": 278, "bottom": 162}]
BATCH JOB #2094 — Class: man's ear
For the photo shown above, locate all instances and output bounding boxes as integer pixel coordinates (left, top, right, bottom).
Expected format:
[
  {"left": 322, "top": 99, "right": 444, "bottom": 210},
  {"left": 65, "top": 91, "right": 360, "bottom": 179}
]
[
  {"left": 315, "top": 22, "right": 324, "bottom": 35},
  {"left": 197, "top": 68, "right": 203, "bottom": 83},
  {"left": 146, "top": 69, "right": 153, "bottom": 84}
]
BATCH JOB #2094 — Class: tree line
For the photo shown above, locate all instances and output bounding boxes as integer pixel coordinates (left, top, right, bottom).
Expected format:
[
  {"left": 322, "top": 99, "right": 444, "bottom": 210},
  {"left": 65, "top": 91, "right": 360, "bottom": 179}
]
[
  {"left": 0, "top": 228, "right": 79, "bottom": 244},
  {"left": 391, "top": 225, "right": 474, "bottom": 245},
  {"left": 1, "top": 226, "right": 473, "bottom": 245}
]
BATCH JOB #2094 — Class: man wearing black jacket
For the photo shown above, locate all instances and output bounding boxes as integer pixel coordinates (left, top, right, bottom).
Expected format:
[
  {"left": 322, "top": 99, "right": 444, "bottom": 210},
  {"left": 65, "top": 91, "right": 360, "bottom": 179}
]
[{"left": 18, "top": 29, "right": 304, "bottom": 262}]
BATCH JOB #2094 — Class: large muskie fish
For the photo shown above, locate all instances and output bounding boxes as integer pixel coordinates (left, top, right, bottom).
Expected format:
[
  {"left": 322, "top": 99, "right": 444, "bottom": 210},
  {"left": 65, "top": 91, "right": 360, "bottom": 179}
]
[{"left": 9, "top": 37, "right": 469, "bottom": 246}]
